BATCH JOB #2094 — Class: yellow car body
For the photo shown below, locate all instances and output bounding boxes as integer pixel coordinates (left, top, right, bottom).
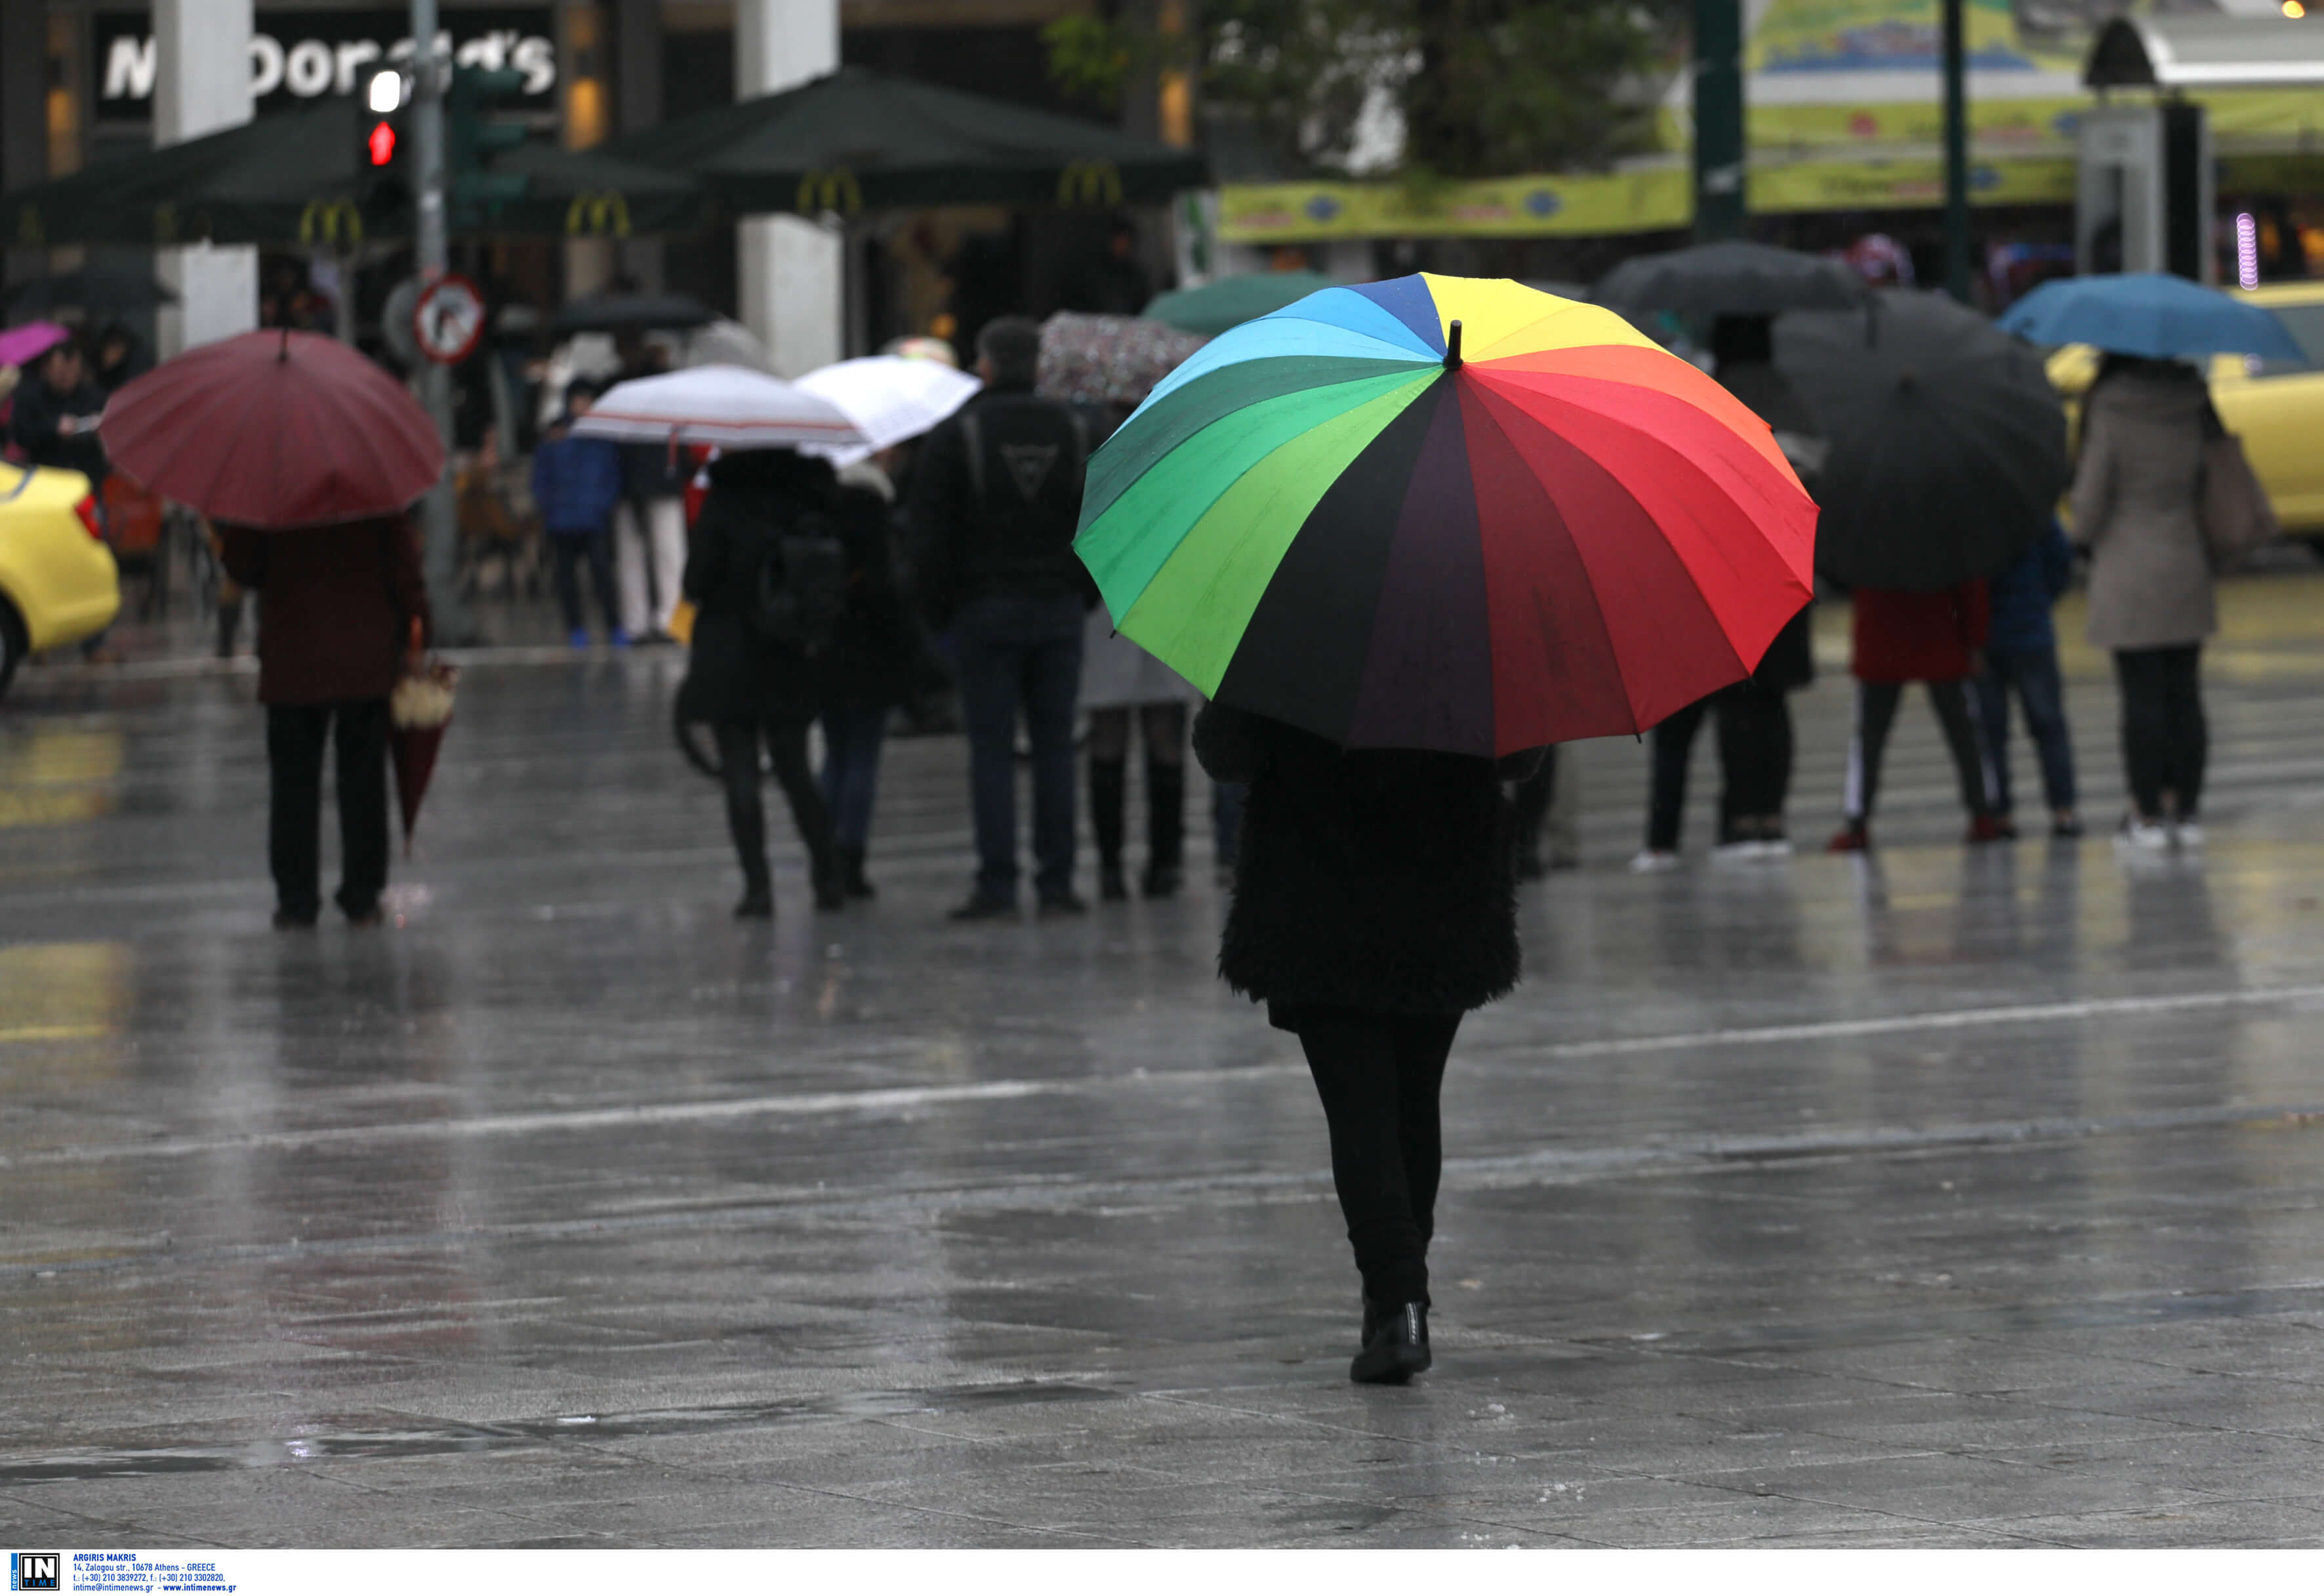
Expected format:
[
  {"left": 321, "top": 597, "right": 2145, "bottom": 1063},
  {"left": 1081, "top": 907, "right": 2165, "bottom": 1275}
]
[
  {"left": 0, "top": 463, "right": 121, "bottom": 691},
  {"left": 2046, "top": 281, "right": 2324, "bottom": 539}
]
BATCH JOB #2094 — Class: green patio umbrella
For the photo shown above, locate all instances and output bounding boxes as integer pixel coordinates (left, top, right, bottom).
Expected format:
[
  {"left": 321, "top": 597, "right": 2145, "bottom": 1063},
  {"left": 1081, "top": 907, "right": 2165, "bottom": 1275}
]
[
  {"left": 1, "top": 97, "right": 706, "bottom": 250},
  {"left": 1142, "top": 272, "right": 1337, "bottom": 337},
  {"left": 601, "top": 66, "right": 1208, "bottom": 215}
]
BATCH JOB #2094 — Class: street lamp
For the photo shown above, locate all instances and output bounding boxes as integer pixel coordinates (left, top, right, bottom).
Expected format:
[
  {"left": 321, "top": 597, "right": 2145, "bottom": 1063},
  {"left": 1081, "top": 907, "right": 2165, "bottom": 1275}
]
[{"left": 367, "top": 68, "right": 403, "bottom": 114}]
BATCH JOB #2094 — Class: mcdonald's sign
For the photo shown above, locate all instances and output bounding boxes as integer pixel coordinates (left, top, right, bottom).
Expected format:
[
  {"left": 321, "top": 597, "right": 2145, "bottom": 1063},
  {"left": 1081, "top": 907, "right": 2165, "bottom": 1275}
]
[
  {"left": 1057, "top": 161, "right": 1124, "bottom": 207},
  {"left": 298, "top": 199, "right": 364, "bottom": 246},
  {"left": 565, "top": 192, "right": 632, "bottom": 237},
  {"left": 794, "top": 168, "right": 863, "bottom": 216}
]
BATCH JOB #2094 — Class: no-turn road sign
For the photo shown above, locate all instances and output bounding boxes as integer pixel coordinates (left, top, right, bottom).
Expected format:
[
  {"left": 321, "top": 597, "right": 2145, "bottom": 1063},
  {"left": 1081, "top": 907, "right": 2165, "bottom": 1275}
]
[{"left": 412, "top": 274, "right": 487, "bottom": 366}]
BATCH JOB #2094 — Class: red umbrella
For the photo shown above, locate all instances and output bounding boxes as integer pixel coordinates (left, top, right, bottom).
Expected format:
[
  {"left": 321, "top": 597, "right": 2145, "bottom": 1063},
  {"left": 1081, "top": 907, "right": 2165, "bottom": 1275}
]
[
  {"left": 99, "top": 329, "right": 442, "bottom": 529},
  {"left": 389, "top": 619, "right": 457, "bottom": 856}
]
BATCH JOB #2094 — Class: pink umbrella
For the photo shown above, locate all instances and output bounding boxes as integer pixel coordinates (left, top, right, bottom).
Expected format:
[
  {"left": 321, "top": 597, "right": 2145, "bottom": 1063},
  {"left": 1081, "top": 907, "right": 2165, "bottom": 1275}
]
[{"left": 0, "top": 322, "right": 70, "bottom": 369}]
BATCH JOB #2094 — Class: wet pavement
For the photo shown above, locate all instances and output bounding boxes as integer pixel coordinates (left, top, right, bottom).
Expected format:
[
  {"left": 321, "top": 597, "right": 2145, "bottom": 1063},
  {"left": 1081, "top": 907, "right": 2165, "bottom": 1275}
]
[{"left": 5, "top": 571, "right": 2324, "bottom": 1547}]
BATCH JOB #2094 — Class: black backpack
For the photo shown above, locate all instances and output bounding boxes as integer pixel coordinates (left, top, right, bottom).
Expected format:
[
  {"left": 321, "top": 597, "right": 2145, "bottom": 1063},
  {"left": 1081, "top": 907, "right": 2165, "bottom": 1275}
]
[{"left": 750, "top": 512, "right": 849, "bottom": 652}]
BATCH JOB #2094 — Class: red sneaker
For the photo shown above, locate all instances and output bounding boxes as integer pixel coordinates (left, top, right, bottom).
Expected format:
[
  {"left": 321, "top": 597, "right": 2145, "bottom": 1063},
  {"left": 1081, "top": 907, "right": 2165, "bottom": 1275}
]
[
  {"left": 1825, "top": 823, "right": 1870, "bottom": 853},
  {"left": 1966, "top": 813, "right": 2016, "bottom": 844}
]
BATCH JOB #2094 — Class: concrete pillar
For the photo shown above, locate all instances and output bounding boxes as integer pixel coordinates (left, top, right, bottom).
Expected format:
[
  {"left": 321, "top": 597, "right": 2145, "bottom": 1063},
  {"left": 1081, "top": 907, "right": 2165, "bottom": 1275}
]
[
  {"left": 735, "top": 0, "right": 840, "bottom": 377},
  {"left": 153, "top": 0, "right": 259, "bottom": 355}
]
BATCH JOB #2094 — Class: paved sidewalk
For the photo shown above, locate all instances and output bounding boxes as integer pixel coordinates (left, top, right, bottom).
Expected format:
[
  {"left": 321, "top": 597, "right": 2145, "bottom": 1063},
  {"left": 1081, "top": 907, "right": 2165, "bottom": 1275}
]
[{"left": 5, "top": 575, "right": 2324, "bottom": 1546}]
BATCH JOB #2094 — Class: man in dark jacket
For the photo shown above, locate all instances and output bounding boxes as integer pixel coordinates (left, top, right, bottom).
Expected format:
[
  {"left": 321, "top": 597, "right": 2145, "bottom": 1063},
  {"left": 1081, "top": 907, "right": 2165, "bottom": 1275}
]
[
  {"left": 218, "top": 515, "right": 432, "bottom": 928},
  {"left": 530, "top": 379, "right": 628, "bottom": 648},
  {"left": 1974, "top": 520, "right": 2079, "bottom": 838},
  {"left": 9, "top": 340, "right": 108, "bottom": 485},
  {"left": 907, "top": 317, "right": 1095, "bottom": 919}
]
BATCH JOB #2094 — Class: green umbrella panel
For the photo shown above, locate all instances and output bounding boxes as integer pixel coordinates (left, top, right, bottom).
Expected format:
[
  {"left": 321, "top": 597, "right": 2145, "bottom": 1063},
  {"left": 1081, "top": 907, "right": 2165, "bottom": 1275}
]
[
  {"left": 601, "top": 66, "right": 1208, "bottom": 215},
  {"left": 2, "top": 97, "right": 707, "bottom": 251},
  {"left": 1141, "top": 272, "right": 1337, "bottom": 337}
]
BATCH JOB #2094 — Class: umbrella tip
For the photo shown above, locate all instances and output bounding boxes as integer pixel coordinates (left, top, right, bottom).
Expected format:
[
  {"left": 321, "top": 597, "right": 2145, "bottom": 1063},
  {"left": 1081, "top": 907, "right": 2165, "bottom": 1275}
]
[{"left": 1444, "top": 320, "right": 1463, "bottom": 370}]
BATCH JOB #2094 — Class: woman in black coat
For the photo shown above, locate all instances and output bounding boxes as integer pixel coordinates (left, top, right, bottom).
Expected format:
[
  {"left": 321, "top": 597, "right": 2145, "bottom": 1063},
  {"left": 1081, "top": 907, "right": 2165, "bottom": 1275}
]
[
  {"left": 681, "top": 449, "right": 843, "bottom": 917},
  {"left": 1194, "top": 702, "right": 1541, "bottom": 1383}
]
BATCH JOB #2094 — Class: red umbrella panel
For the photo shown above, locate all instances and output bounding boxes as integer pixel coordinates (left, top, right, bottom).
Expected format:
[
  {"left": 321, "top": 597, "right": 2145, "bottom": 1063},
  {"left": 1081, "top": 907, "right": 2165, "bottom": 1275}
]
[{"left": 99, "top": 329, "right": 442, "bottom": 529}]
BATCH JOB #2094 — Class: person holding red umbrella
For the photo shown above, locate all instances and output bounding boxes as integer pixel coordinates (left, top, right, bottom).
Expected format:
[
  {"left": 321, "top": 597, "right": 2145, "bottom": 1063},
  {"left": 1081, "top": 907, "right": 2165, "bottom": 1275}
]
[{"left": 102, "top": 329, "right": 443, "bottom": 927}]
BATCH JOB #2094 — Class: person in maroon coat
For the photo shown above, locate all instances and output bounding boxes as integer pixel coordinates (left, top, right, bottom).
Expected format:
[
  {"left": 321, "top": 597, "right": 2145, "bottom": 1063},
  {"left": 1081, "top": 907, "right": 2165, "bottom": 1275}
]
[
  {"left": 1829, "top": 580, "right": 2007, "bottom": 851},
  {"left": 218, "top": 514, "right": 432, "bottom": 926}
]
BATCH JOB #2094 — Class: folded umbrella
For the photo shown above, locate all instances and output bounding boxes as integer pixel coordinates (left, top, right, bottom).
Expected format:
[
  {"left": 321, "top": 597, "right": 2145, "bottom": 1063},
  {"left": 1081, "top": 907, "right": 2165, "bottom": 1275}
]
[
  {"left": 99, "top": 329, "right": 442, "bottom": 528},
  {"left": 1076, "top": 274, "right": 1817, "bottom": 756},
  {"left": 794, "top": 354, "right": 981, "bottom": 466},
  {"left": 1038, "top": 312, "right": 1207, "bottom": 409},
  {"left": 1594, "top": 241, "right": 1871, "bottom": 319},
  {"left": 0, "top": 321, "right": 71, "bottom": 369},
  {"left": 571, "top": 364, "right": 866, "bottom": 451},
  {"left": 1995, "top": 272, "right": 2306, "bottom": 363},
  {"left": 1143, "top": 271, "right": 1336, "bottom": 337},
  {"left": 1778, "top": 291, "right": 2069, "bottom": 591},
  {"left": 389, "top": 619, "right": 457, "bottom": 857}
]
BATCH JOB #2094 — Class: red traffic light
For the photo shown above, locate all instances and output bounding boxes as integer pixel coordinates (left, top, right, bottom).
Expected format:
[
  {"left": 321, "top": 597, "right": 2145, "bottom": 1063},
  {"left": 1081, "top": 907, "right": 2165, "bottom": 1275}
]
[{"left": 367, "top": 121, "right": 398, "bottom": 166}]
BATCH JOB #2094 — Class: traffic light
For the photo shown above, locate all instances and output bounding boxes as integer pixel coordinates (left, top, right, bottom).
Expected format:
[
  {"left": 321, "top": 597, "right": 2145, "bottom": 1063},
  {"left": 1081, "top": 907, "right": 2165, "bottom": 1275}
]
[
  {"left": 353, "top": 71, "right": 411, "bottom": 234},
  {"left": 446, "top": 66, "right": 532, "bottom": 228}
]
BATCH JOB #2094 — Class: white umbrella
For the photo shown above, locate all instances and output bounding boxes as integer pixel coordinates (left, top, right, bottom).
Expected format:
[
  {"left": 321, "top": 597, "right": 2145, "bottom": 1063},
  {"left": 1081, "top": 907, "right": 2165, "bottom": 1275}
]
[
  {"left": 571, "top": 364, "right": 865, "bottom": 450},
  {"left": 795, "top": 355, "right": 981, "bottom": 466}
]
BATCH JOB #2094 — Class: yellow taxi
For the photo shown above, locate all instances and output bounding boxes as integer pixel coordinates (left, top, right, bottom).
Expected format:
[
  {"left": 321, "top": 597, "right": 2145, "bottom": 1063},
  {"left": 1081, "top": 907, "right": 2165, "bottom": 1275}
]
[
  {"left": 2048, "top": 281, "right": 2324, "bottom": 542},
  {"left": 0, "top": 462, "right": 121, "bottom": 696}
]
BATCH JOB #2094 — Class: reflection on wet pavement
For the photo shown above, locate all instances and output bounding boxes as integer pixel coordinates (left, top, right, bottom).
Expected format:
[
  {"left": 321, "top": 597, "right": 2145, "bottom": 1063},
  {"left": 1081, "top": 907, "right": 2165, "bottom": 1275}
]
[{"left": 6, "top": 575, "right": 2324, "bottom": 1547}]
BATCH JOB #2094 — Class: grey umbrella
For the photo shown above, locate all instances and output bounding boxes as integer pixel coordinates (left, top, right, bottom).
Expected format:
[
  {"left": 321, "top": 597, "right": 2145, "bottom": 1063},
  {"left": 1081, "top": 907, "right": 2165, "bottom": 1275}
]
[
  {"left": 1776, "top": 290, "right": 2069, "bottom": 592},
  {"left": 1595, "top": 241, "right": 1870, "bottom": 319}
]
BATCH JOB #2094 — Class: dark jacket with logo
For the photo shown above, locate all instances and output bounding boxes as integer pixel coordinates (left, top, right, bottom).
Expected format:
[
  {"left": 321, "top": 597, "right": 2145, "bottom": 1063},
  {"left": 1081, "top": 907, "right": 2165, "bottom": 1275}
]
[
  {"left": 218, "top": 515, "right": 431, "bottom": 706},
  {"left": 679, "top": 449, "right": 831, "bottom": 726},
  {"left": 904, "top": 382, "right": 1095, "bottom": 626},
  {"left": 1194, "top": 703, "right": 1539, "bottom": 1024}
]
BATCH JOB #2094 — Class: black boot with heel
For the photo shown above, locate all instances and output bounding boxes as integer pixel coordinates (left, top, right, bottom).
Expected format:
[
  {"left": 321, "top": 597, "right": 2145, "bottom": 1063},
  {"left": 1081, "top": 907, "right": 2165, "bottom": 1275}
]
[{"left": 1352, "top": 1298, "right": 1432, "bottom": 1385}]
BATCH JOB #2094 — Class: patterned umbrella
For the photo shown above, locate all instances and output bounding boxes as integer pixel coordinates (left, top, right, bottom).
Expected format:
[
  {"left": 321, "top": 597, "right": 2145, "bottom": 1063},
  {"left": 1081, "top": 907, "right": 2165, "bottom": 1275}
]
[
  {"left": 1074, "top": 274, "right": 1818, "bottom": 756},
  {"left": 1037, "top": 313, "right": 1206, "bottom": 409}
]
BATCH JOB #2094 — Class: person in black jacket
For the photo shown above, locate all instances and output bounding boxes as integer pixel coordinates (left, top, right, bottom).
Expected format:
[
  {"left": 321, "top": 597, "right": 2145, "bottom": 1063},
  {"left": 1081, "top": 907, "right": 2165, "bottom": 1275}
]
[
  {"left": 906, "top": 317, "right": 1096, "bottom": 920},
  {"left": 1194, "top": 701, "right": 1541, "bottom": 1384},
  {"left": 9, "top": 340, "right": 108, "bottom": 485},
  {"left": 680, "top": 449, "right": 844, "bottom": 918}
]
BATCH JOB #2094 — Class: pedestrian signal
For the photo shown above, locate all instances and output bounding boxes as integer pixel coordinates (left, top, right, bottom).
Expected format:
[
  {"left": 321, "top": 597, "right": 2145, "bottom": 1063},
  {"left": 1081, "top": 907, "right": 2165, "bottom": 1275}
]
[
  {"left": 353, "top": 98, "right": 411, "bottom": 232},
  {"left": 368, "top": 121, "right": 397, "bottom": 165}
]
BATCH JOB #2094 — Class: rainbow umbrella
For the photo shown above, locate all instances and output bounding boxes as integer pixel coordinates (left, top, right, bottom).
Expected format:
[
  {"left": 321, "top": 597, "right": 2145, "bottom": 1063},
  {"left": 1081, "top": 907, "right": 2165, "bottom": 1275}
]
[{"left": 1074, "top": 274, "right": 1818, "bottom": 757}]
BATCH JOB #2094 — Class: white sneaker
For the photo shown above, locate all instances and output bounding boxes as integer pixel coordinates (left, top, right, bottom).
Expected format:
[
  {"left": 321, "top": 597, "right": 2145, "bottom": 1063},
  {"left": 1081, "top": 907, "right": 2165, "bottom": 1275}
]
[
  {"left": 1711, "top": 840, "right": 1758, "bottom": 862},
  {"left": 2115, "top": 817, "right": 2171, "bottom": 851},
  {"left": 2174, "top": 819, "right": 2205, "bottom": 848},
  {"left": 1629, "top": 849, "right": 1681, "bottom": 874},
  {"left": 1750, "top": 837, "right": 1794, "bottom": 859}
]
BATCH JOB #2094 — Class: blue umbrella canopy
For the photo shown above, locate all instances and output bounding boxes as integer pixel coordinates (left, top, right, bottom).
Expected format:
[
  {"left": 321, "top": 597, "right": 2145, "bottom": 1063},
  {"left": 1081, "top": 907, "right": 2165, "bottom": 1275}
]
[{"left": 1998, "top": 272, "right": 2306, "bottom": 363}]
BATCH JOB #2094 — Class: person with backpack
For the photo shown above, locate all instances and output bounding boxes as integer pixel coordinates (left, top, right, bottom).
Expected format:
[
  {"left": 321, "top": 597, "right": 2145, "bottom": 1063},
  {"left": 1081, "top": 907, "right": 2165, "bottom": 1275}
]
[
  {"left": 680, "top": 448, "right": 847, "bottom": 918},
  {"left": 530, "top": 379, "right": 628, "bottom": 649},
  {"left": 906, "top": 317, "right": 1097, "bottom": 920}
]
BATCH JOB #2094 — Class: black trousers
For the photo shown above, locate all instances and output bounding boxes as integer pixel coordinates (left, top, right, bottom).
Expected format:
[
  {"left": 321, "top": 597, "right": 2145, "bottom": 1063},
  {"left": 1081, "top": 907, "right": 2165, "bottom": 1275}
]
[
  {"left": 267, "top": 699, "right": 390, "bottom": 922},
  {"left": 2113, "top": 645, "right": 2206, "bottom": 820},
  {"left": 548, "top": 530, "right": 619, "bottom": 635},
  {"left": 1646, "top": 684, "right": 1792, "bottom": 850},
  {"left": 1294, "top": 1007, "right": 1463, "bottom": 1308},
  {"left": 1844, "top": 678, "right": 1995, "bottom": 823},
  {"left": 716, "top": 718, "right": 836, "bottom": 898}
]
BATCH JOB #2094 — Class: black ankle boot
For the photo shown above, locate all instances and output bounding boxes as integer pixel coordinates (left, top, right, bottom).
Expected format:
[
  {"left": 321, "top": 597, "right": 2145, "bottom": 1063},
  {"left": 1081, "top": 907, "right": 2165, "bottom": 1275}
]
[
  {"left": 838, "top": 845, "right": 875, "bottom": 899},
  {"left": 1352, "top": 1298, "right": 1432, "bottom": 1385},
  {"left": 811, "top": 852, "right": 846, "bottom": 912}
]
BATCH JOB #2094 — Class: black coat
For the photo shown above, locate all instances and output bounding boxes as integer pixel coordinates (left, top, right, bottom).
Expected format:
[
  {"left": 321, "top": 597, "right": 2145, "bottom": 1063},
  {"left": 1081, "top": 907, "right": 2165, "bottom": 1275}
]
[
  {"left": 1195, "top": 703, "right": 1536, "bottom": 1021},
  {"left": 678, "top": 451, "right": 831, "bottom": 726},
  {"left": 8, "top": 374, "right": 108, "bottom": 483},
  {"left": 815, "top": 477, "right": 946, "bottom": 713},
  {"left": 903, "top": 383, "right": 1096, "bottom": 626}
]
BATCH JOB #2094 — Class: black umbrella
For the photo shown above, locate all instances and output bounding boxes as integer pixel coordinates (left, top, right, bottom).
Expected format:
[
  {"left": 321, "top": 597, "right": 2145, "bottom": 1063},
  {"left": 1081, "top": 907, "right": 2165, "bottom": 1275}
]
[
  {"left": 1776, "top": 290, "right": 2068, "bottom": 592},
  {"left": 5, "top": 266, "right": 178, "bottom": 317},
  {"left": 1595, "top": 241, "right": 1871, "bottom": 319},
  {"left": 602, "top": 65, "right": 1208, "bottom": 213},
  {"left": 551, "top": 292, "right": 717, "bottom": 336}
]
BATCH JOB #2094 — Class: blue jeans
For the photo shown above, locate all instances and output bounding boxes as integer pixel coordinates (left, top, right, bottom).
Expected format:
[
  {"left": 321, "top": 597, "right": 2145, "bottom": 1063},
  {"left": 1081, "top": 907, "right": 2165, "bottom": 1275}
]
[
  {"left": 954, "top": 594, "right": 1084, "bottom": 900},
  {"left": 819, "top": 705, "right": 887, "bottom": 852},
  {"left": 1975, "top": 646, "right": 2077, "bottom": 815}
]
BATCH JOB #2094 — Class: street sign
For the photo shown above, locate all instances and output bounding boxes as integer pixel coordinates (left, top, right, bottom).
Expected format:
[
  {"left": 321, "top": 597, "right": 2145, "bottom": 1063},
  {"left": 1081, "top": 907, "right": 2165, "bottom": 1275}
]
[{"left": 411, "top": 273, "right": 486, "bottom": 365}]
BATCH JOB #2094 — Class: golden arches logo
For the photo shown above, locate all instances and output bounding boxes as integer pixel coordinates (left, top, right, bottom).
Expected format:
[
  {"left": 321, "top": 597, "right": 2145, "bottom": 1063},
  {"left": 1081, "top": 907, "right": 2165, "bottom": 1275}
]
[
  {"left": 298, "top": 199, "right": 364, "bottom": 247},
  {"left": 565, "top": 192, "right": 633, "bottom": 237},
  {"left": 1057, "top": 161, "right": 1123, "bottom": 207},
  {"left": 794, "top": 168, "right": 863, "bottom": 216},
  {"left": 14, "top": 205, "right": 43, "bottom": 248}
]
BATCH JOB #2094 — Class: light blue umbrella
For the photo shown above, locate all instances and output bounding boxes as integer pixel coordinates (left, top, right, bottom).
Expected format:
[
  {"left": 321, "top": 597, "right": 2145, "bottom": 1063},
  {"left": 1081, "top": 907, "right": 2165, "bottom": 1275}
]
[{"left": 1998, "top": 272, "right": 2306, "bottom": 363}]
